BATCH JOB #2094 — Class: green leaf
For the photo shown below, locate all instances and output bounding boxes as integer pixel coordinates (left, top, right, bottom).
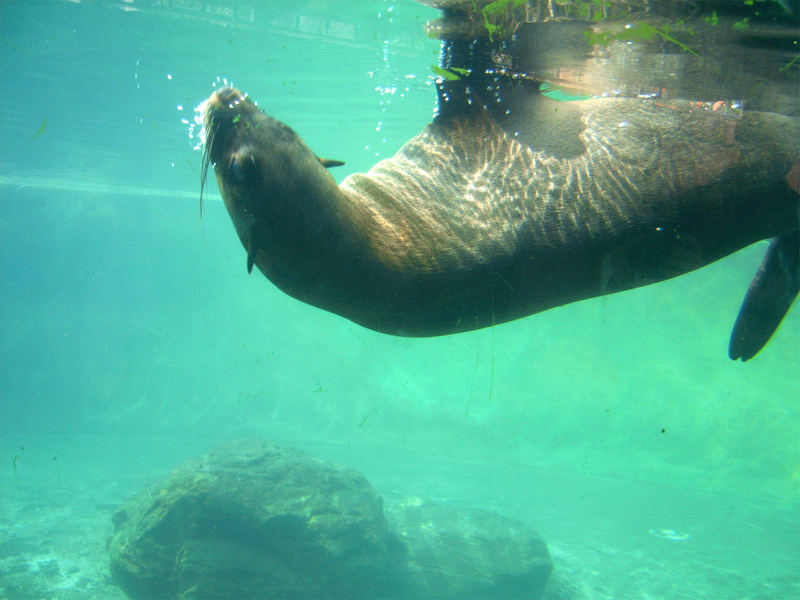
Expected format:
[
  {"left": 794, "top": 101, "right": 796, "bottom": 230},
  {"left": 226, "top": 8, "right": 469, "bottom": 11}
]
[
  {"left": 733, "top": 18, "right": 750, "bottom": 31},
  {"left": 539, "top": 82, "right": 592, "bottom": 102},
  {"left": 431, "top": 65, "right": 462, "bottom": 81},
  {"left": 779, "top": 54, "right": 799, "bottom": 73},
  {"left": 31, "top": 117, "right": 47, "bottom": 140}
]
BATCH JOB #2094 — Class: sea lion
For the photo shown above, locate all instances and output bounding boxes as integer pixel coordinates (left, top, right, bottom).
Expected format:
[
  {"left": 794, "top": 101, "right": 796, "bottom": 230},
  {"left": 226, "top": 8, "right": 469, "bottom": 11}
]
[{"left": 201, "top": 27, "right": 799, "bottom": 361}]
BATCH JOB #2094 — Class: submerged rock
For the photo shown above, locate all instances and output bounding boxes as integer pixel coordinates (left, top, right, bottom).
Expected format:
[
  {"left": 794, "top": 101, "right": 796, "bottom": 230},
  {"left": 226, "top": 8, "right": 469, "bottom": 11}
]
[
  {"left": 107, "top": 439, "right": 399, "bottom": 599},
  {"left": 385, "top": 497, "right": 553, "bottom": 599},
  {"left": 108, "top": 439, "right": 552, "bottom": 599}
]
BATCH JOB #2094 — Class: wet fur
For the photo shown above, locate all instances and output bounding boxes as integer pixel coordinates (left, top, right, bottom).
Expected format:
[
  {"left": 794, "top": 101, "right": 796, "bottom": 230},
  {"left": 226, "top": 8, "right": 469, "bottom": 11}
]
[{"left": 203, "top": 86, "right": 799, "bottom": 348}]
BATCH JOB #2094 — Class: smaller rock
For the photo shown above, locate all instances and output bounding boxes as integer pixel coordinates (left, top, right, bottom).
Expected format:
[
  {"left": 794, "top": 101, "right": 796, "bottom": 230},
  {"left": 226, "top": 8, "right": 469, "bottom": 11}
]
[{"left": 385, "top": 497, "right": 552, "bottom": 599}]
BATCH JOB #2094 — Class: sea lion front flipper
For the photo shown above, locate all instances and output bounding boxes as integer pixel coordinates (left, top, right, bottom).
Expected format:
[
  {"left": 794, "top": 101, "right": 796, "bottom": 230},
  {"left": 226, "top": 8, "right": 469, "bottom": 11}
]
[
  {"left": 729, "top": 230, "right": 800, "bottom": 361},
  {"left": 318, "top": 157, "right": 345, "bottom": 168},
  {"left": 246, "top": 225, "right": 258, "bottom": 274}
]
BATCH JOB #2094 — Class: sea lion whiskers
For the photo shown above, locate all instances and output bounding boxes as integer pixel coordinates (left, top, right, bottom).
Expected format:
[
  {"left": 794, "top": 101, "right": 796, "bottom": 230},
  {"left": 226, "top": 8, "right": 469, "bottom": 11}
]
[
  {"left": 199, "top": 124, "right": 215, "bottom": 219},
  {"left": 192, "top": 96, "right": 215, "bottom": 219},
  {"left": 199, "top": 88, "right": 250, "bottom": 219}
]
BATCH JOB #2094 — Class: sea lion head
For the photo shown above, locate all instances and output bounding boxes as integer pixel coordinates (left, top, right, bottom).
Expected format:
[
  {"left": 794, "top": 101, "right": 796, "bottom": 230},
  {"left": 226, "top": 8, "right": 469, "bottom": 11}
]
[
  {"left": 201, "top": 86, "right": 347, "bottom": 279},
  {"left": 201, "top": 87, "right": 294, "bottom": 229}
]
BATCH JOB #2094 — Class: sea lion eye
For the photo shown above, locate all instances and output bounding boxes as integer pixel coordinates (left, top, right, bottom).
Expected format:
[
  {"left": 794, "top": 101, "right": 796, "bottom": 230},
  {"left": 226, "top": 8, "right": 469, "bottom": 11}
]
[
  {"left": 228, "top": 151, "right": 258, "bottom": 183},
  {"left": 228, "top": 155, "right": 245, "bottom": 183}
]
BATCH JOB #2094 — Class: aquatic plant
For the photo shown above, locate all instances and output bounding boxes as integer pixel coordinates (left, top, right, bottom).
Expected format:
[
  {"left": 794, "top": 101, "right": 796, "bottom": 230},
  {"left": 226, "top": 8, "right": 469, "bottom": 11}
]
[
  {"left": 431, "top": 65, "right": 470, "bottom": 80},
  {"left": 478, "top": 0, "right": 527, "bottom": 41},
  {"left": 585, "top": 21, "right": 699, "bottom": 56}
]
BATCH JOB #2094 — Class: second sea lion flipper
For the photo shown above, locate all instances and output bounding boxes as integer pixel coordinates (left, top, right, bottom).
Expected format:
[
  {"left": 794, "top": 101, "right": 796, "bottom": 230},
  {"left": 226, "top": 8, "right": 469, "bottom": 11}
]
[
  {"left": 246, "top": 226, "right": 257, "bottom": 274},
  {"left": 728, "top": 230, "right": 800, "bottom": 361},
  {"left": 318, "top": 157, "right": 345, "bottom": 168}
]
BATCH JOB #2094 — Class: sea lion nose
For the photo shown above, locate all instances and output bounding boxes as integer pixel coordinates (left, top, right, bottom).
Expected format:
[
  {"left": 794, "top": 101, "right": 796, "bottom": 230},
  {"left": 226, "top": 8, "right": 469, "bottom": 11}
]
[{"left": 208, "top": 86, "right": 246, "bottom": 109}]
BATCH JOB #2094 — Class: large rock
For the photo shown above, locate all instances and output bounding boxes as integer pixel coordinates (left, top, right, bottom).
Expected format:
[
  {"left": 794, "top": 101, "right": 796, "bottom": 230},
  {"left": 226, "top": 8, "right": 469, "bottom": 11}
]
[
  {"left": 108, "top": 439, "right": 552, "bottom": 599},
  {"left": 385, "top": 497, "right": 552, "bottom": 599},
  {"left": 108, "top": 439, "right": 400, "bottom": 599}
]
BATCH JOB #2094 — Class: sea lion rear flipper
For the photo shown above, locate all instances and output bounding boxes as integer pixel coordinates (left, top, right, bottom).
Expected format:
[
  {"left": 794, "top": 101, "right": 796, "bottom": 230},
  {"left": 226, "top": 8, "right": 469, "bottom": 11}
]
[
  {"left": 728, "top": 230, "right": 800, "bottom": 361},
  {"left": 318, "top": 157, "right": 345, "bottom": 168}
]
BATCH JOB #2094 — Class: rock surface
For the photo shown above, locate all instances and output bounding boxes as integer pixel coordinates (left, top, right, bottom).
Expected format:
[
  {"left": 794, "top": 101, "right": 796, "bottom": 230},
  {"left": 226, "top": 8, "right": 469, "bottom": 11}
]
[
  {"left": 108, "top": 439, "right": 552, "bottom": 599},
  {"left": 108, "top": 439, "right": 399, "bottom": 599},
  {"left": 385, "top": 497, "right": 553, "bottom": 599}
]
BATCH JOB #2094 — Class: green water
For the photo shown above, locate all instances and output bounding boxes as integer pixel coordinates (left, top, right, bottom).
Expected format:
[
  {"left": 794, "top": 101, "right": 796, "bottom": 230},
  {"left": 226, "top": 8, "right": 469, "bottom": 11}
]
[{"left": 1, "top": 2, "right": 798, "bottom": 599}]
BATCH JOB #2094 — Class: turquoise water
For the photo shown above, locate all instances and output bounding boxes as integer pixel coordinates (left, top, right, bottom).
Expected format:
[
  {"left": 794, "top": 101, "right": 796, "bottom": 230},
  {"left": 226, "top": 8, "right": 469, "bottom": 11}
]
[{"left": 1, "top": 1, "right": 798, "bottom": 599}]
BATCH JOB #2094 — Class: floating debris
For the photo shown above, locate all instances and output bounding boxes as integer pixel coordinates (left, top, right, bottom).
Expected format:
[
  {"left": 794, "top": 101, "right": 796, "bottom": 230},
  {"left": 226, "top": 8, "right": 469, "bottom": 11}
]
[{"left": 648, "top": 528, "right": 690, "bottom": 541}]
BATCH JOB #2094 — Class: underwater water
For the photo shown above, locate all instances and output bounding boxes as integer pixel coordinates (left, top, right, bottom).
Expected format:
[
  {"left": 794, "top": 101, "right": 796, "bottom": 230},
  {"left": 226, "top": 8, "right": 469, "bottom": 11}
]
[{"left": 0, "top": 1, "right": 798, "bottom": 599}]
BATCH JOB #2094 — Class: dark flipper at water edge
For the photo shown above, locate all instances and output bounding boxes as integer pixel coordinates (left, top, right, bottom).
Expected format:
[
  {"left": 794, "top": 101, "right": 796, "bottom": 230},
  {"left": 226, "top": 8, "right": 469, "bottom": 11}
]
[{"left": 729, "top": 230, "right": 800, "bottom": 361}]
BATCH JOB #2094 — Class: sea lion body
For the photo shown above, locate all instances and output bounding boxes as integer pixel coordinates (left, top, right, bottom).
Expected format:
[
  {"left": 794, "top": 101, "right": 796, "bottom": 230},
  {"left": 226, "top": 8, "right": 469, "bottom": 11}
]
[{"left": 203, "top": 85, "right": 798, "bottom": 352}]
